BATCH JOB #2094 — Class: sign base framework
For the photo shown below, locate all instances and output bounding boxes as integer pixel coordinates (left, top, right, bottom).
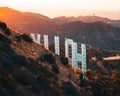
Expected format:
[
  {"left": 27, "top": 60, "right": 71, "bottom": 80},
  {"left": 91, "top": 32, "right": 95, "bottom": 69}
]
[
  {"left": 65, "top": 38, "right": 87, "bottom": 73},
  {"left": 31, "top": 33, "right": 87, "bottom": 73}
]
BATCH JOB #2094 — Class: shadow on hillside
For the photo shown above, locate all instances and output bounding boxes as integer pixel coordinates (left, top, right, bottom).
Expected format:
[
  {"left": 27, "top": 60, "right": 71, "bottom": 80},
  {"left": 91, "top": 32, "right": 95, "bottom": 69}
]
[
  {"left": 0, "top": 42, "right": 56, "bottom": 96},
  {"left": 38, "top": 53, "right": 60, "bottom": 74},
  {"left": 61, "top": 81, "right": 78, "bottom": 96},
  {"left": 0, "top": 21, "right": 11, "bottom": 35},
  {"left": 0, "top": 22, "right": 79, "bottom": 96}
]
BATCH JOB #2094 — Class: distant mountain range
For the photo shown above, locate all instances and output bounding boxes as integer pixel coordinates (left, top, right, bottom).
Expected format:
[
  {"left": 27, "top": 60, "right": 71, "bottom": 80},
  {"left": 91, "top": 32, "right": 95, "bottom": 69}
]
[
  {"left": 58, "top": 21, "right": 120, "bottom": 50},
  {"left": 0, "top": 7, "right": 120, "bottom": 50},
  {"left": 52, "top": 16, "right": 120, "bottom": 27}
]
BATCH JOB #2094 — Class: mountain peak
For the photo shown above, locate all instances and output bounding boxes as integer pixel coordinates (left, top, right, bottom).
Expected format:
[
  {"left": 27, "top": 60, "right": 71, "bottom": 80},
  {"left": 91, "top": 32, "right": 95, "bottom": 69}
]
[
  {"left": 0, "top": 6, "right": 49, "bottom": 20},
  {"left": 0, "top": 6, "right": 10, "bottom": 9},
  {"left": 0, "top": 6, "right": 13, "bottom": 11}
]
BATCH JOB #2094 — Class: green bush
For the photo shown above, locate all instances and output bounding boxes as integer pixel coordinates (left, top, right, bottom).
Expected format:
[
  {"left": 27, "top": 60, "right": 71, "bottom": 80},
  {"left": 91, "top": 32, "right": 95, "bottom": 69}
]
[
  {"left": 39, "top": 54, "right": 59, "bottom": 74},
  {"left": 39, "top": 54, "right": 56, "bottom": 64},
  {"left": 52, "top": 65, "right": 59, "bottom": 74},
  {"left": 15, "top": 35, "right": 21, "bottom": 42},
  {"left": 0, "top": 87, "right": 9, "bottom": 96},
  {"left": 62, "top": 81, "right": 78, "bottom": 96},
  {"left": 20, "top": 33, "right": 33, "bottom": 43},
  {"left": 60, "top": 56, "right": 68, "bottom": 66},
  {"left": 0, "top": 22, "right": 7, "bottom": 29},
  {"left": 0, "top": 34, "right": 11, "bottom": 44},
  {"left": 14, "top": 70, "right": 36, "bottom": 85},
  {"left": 0, "top": 22, "right": 11, "bottom": 35}
]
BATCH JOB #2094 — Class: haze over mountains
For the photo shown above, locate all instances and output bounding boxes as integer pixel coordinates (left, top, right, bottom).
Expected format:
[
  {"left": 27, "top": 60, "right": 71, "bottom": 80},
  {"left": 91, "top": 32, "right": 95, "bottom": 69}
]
[
  {"left": 52, "top": 16, "right": 120, "bottom": 27},
  {"left": 0, "top": 7, "right": 120, "bottom": 50}
]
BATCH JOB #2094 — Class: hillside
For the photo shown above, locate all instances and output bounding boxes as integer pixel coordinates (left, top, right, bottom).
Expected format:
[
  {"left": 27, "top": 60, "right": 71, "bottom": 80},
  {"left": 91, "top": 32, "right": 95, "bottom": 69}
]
[
  {"left": 0, "top": 7, "right": 58, "bottom": 35},
  {"left": 0, "top": 22, "right": 120, "bottom": 96},
  {"left": 58, "top": 21, "right": 120, "bottom": 50},
  {"left": 0, "top": 22, "right": 80, "bottom": 96},
  {"left": 1, "top": 7, "right": 120, "bottom": 50}
]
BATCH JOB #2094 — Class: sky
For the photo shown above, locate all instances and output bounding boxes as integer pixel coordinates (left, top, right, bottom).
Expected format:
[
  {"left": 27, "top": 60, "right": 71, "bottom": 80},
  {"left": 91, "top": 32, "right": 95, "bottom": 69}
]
[{"left": 0, "top": 0, "right": 120, "bottom": 19}]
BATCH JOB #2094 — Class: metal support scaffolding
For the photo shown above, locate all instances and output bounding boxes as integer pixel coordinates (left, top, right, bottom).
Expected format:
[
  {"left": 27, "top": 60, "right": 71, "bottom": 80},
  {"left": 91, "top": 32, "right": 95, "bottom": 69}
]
[
  {"left": 31, "top": 34, "right": 87, "bottom": 73},
  {"left": 54, "top": 36, "right": 60, "bottom": 55},
  {"left": 31, "top": 33, "right": 41, "bottom": 43},
  {"left": 43, "top": 35, "right": 49, "bottom": 50},
  {"left": 65, "top": 38, "right": 87, "bottom": 73}
]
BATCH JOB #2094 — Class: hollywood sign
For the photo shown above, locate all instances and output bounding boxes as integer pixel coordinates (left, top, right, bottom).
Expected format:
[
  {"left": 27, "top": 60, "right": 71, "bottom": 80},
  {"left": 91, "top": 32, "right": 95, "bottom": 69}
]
[{"left": 31, "top": 33, "right": 86, "bottom": 73}]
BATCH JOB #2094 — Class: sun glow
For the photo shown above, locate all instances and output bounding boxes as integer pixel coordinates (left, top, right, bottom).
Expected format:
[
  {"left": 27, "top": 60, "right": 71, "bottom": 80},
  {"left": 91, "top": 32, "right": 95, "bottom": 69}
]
[{"left": 0, "top": 0, "right": 120, "bottom": 19}]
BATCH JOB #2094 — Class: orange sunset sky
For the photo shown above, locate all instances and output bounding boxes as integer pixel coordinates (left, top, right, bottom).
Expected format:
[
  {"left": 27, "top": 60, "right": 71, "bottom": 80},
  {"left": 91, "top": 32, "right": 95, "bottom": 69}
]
[{"left": 0, "top": 0, "right": 120, "bottom": 19}]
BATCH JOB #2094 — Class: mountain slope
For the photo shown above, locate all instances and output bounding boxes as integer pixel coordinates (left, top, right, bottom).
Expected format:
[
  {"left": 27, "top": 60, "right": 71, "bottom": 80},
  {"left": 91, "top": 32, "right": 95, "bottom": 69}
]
[
  {"left": 0, "top": 7, "right": 120, "bottom": 50},
  {"left": 0, "top": 7, "right": 58, "bottom": 34},
  {"left": 58, "top": 21, "right": 120, "bottom": 50},
  {"left": 52, "top": 16, "right": 120, "bottom": 27},
  {"left": 0, "top": 22, "right": 120, "bottom": 96},
  {"left": 0, "top": 22, "right": 88, "bottom": 96}
]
